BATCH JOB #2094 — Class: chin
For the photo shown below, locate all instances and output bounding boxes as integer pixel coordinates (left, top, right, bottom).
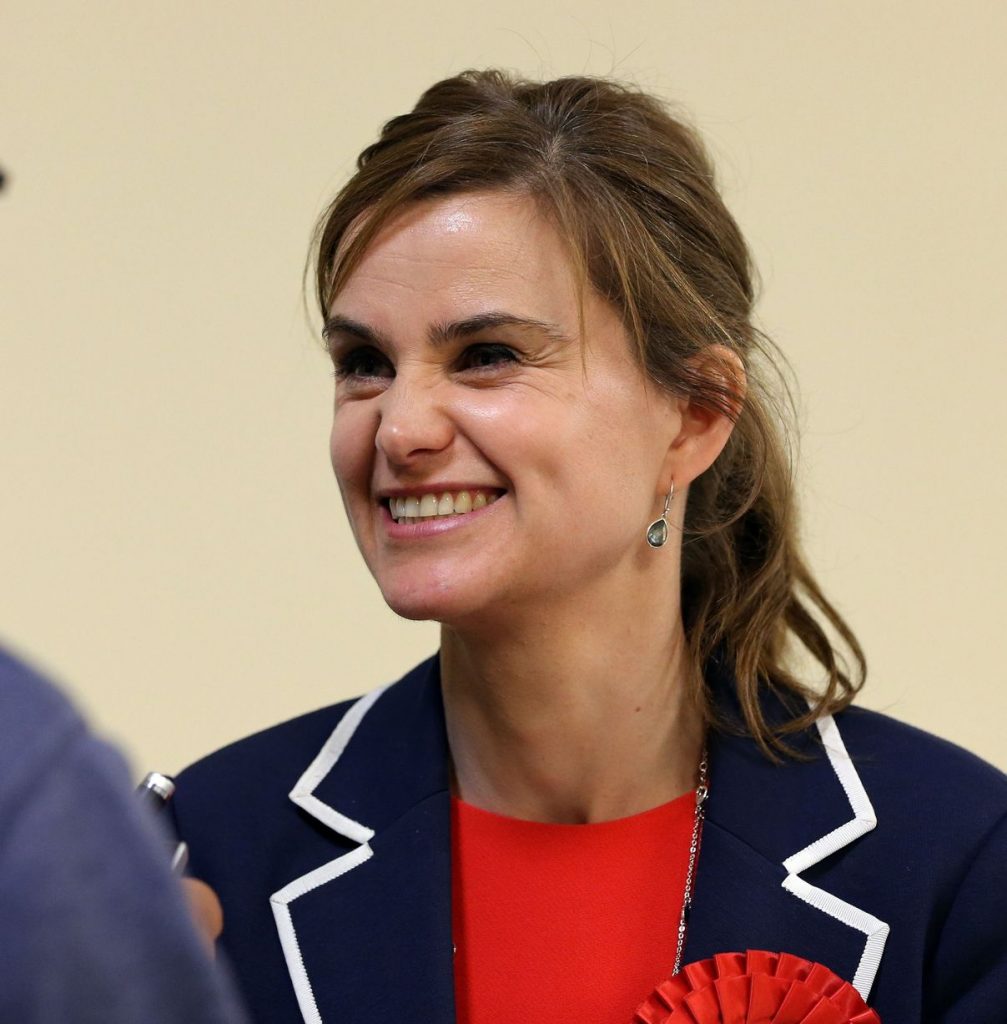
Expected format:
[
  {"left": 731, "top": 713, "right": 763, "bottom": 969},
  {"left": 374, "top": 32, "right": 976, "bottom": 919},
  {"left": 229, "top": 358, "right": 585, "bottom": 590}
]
[{"left": 377, "top": 573, "right": 488, "bottom": 626}]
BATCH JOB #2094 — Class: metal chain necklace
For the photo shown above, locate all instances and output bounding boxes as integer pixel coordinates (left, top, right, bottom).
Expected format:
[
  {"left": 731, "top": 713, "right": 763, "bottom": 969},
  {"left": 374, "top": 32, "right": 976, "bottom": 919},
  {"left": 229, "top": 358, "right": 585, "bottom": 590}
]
[{"left": 671, "top": 747, "right": 709, "bottom": 976}]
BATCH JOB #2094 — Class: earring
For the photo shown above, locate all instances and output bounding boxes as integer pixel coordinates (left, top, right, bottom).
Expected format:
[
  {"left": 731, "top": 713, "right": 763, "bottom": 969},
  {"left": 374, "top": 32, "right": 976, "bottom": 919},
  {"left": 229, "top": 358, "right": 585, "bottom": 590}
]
[{"left": 646, "top": 482, "right": 675, "bottom": 548}]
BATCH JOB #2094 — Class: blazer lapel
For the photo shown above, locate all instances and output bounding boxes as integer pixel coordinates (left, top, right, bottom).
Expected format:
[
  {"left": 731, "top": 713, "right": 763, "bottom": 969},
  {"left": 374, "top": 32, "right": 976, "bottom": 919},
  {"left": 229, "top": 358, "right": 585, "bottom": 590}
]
[
  {"left": 683, "top": 688, "right": 890, "bottom": 1001},
  {"left": 269, "top": 658, "right": 456, "bottom": 1024}
]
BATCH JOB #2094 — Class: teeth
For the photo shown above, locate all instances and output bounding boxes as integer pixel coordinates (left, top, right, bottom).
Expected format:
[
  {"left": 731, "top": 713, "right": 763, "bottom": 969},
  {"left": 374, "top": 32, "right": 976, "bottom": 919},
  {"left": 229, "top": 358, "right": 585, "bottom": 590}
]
[{"left": 387, "top": 489, "right": 501, "bottom": 522}]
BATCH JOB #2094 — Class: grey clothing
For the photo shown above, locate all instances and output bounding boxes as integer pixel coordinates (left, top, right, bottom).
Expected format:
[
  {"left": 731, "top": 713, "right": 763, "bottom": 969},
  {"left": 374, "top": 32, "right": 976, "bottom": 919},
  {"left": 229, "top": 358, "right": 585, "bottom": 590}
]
[{"left": 0, "top": 645, "right": 247, "bottom": 1023}]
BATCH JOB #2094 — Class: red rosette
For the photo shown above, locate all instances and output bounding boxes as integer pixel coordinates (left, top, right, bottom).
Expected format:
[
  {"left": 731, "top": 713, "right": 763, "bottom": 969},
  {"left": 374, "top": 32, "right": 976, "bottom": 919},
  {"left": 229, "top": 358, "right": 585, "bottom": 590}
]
[{"left": 634, "top": 951, "right": 881, "bottom": 1024}]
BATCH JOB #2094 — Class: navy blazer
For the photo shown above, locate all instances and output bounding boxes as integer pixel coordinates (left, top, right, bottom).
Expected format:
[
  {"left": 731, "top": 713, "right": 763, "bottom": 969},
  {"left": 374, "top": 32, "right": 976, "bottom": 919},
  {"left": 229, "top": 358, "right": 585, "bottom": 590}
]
[{"left": 173, "top": 656, "right": 1007, "bottom": 1023}]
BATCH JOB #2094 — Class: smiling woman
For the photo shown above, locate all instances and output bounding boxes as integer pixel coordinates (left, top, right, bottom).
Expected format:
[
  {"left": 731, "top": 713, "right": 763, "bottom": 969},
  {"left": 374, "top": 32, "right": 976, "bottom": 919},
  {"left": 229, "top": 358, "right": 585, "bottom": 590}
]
[
  {"left": 325, "top": 191, "right": 702, "bottom": 632},
  {"left": 170, "top": 70, "right": 1007, "bottom": 1024}
]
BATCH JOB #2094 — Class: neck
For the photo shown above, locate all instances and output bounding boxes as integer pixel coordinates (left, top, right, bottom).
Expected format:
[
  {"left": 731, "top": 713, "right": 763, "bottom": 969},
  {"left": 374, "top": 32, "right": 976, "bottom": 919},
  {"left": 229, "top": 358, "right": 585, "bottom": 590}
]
[{"left": 439, "top": 579, "right": 704, "bottom": 824}]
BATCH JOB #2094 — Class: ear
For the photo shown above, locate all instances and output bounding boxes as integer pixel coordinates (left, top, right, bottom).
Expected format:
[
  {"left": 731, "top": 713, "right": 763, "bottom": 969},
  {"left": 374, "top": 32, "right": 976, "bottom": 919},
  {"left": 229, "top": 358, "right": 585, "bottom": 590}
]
[{"left": 660, "top": 344, "right": 747, "bottom": 493}]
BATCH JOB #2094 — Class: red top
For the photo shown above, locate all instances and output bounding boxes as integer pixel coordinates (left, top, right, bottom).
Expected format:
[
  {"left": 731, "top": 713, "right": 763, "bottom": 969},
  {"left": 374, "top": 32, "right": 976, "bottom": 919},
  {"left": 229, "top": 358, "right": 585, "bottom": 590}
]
[{"left": 450, "top": 790, "right": 695, "bottom": 1024}]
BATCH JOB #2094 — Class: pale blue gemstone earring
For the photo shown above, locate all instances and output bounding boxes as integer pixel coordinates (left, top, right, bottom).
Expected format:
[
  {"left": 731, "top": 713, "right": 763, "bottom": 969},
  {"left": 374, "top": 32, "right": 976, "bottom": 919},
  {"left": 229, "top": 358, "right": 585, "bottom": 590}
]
[{"left": 646, "top": 482, "right": 675, "bottom": 548}]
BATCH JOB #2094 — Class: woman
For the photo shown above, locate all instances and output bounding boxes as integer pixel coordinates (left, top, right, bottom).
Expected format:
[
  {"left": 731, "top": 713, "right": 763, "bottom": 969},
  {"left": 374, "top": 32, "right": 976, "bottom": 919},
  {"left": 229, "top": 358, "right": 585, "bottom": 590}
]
[{"left": 172, "top": 70, "right": 1007, "bottom": 1023}]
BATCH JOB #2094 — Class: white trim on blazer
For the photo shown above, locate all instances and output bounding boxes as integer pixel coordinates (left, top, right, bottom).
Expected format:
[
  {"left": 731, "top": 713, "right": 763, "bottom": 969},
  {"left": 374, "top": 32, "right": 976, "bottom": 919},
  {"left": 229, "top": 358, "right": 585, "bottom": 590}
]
[
  {"left": 269, "top": 686, "right": 389, "bottom": 1024},
  {"left": 781, "top": 712, "right": 890, "bottom": 998}
]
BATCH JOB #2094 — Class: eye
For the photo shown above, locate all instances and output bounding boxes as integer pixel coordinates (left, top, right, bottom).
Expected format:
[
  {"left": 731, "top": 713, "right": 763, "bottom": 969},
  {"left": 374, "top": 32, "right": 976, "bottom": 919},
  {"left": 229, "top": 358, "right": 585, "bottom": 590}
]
[
  {"left": 333, "top": 346, "right": 393, "bottom": 381},
  {"left": 457, "top": 343, "right": 519, "bottom": 372}
]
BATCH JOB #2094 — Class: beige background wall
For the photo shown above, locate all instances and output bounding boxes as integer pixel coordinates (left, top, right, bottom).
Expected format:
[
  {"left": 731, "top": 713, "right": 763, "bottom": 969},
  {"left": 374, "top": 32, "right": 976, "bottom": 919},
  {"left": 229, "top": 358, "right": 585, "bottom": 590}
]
[{"left": 3, "top": 3, "right": 1004, "bottom": 775}]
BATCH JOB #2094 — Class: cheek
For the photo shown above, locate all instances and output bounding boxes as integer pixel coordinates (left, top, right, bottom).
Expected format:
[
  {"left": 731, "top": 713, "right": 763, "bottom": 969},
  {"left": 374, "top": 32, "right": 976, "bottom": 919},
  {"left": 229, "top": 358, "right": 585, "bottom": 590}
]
[
  {"left": 551, "top": 393, "right": 667, "bottom": 523},
  {"left": 473, "top": 382, "right": 654, "bottom": 497},
  {"left": 329, "top": 407, "right": 374, "bottom": 502}
]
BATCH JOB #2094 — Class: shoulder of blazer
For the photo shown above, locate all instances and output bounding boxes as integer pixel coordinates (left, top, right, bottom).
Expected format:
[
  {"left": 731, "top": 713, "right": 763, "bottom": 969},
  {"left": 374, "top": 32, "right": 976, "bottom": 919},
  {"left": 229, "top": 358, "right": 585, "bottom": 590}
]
[
  {"left": 173, "top": 696, "right": 360, "bottom": 825},
  {"left": 710, "top": 700, "right": 1007, "bottom": 864},
  {"left": 693, "top": 682, "right": 1007, "bottom": 1003},
  {"left": 171, "top": 657, "right": 444, "bottom": 855},
  {"left": 830, "top": 703, "right": 1007, "bottom": 835},
  {"left": 809, "top": 705, "right": 1007, "bottom": 1013}
]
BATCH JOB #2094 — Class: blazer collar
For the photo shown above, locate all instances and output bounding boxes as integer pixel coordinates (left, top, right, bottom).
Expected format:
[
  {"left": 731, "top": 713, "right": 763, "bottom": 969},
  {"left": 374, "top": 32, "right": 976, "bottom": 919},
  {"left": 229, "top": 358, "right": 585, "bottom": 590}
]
[
  {"left": 270, "top": 657, "right": 454, "bottom": 1024},
  {"left": 293, "top": 656, "right": 450, "bottom": 842},
  {"left": 271, "top": 655, "right": 888, "bottom": 1024},
  {"left": 686, "top": 702, "right": 889, "bottom": 999}
]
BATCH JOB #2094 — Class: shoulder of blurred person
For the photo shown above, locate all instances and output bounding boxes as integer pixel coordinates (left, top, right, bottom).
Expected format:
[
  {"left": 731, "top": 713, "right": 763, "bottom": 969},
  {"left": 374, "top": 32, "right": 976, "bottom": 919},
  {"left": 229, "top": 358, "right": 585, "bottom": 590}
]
[{"left": 0, "top": 644, "right": 248, "bottom": 1024}]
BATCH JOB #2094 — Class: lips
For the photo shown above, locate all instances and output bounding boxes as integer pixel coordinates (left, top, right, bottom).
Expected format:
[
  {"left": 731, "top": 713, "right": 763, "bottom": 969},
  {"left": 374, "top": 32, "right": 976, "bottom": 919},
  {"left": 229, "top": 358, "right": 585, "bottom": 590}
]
[{"left": 380, "top": 487, "right": 506, "bottom": 524}]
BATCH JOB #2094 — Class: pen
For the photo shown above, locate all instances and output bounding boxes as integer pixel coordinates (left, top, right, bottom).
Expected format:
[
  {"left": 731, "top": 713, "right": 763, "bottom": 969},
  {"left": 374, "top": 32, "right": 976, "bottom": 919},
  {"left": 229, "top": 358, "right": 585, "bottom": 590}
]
[{"left": 136, "top": 771, "right": 189, "bottom": 873}]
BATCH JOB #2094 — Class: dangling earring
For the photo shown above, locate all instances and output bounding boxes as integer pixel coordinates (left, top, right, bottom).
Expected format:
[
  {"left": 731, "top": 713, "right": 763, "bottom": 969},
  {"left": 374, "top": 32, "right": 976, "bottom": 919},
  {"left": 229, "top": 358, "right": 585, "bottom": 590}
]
[{"left": 646, "top": 482, "right": 675, "bottom": 548}]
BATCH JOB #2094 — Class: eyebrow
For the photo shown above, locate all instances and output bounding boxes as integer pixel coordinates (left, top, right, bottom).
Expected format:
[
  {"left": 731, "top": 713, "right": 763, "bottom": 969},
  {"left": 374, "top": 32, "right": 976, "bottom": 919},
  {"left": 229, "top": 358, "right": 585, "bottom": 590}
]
[{"left": 322, "top": 311, "right": 573, "bottom": 350}]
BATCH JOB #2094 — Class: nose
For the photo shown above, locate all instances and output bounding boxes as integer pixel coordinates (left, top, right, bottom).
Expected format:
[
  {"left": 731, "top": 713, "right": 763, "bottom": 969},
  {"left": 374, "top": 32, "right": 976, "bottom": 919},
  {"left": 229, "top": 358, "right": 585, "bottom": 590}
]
[{"left": 374, "top": 374, "right": 455, "bottom": 468}]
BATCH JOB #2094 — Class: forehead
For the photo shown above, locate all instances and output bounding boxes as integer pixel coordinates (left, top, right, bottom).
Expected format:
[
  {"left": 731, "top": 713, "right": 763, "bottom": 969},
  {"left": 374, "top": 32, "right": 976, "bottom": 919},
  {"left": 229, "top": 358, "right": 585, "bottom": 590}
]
[{"left": 331, "top": 191, "right": 582, "bottom": 323}]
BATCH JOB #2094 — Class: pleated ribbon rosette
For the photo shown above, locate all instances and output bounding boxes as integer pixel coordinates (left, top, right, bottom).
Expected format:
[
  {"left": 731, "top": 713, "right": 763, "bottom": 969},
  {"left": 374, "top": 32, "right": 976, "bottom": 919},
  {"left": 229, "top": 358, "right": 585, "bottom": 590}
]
[{"left": 634, "top": 951, "right": 881, "bottom": 1024}]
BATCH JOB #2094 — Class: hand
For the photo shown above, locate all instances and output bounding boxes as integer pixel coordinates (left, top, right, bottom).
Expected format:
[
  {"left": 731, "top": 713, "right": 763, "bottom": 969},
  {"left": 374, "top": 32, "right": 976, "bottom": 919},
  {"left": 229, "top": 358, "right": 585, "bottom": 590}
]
[{"left": 181, "top": 877, "right": 224, "bottom": 956}]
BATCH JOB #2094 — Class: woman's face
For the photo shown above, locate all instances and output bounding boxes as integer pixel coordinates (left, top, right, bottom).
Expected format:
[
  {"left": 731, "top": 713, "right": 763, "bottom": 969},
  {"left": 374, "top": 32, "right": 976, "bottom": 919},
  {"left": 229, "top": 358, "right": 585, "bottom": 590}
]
[{"left": 326, "top": 191, "right": 681, "bottom": 627}]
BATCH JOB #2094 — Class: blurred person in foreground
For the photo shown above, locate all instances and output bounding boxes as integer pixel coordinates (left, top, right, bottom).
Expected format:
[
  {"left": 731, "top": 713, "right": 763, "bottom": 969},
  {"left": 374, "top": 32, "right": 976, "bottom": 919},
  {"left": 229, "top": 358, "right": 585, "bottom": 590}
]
[
  {"left": 0, "top": 644, "right": 248, "bottom": 1023},
  {"left": 171, "top": 71, "right": 1006, "bottom": 1023}
]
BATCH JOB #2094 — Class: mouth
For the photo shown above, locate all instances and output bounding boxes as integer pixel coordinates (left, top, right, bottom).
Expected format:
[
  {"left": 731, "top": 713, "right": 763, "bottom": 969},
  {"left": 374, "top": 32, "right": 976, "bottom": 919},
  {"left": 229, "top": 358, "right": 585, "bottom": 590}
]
[{"left": 380, "top": 488, "right": 507, "bottom": 525}]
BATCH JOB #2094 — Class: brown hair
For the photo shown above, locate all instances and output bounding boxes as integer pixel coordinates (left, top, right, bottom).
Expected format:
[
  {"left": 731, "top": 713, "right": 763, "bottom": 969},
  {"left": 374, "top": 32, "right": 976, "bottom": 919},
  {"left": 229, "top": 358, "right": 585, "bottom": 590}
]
[{"left": 311, "top": 69, "right": 866, "bottom": 758}]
